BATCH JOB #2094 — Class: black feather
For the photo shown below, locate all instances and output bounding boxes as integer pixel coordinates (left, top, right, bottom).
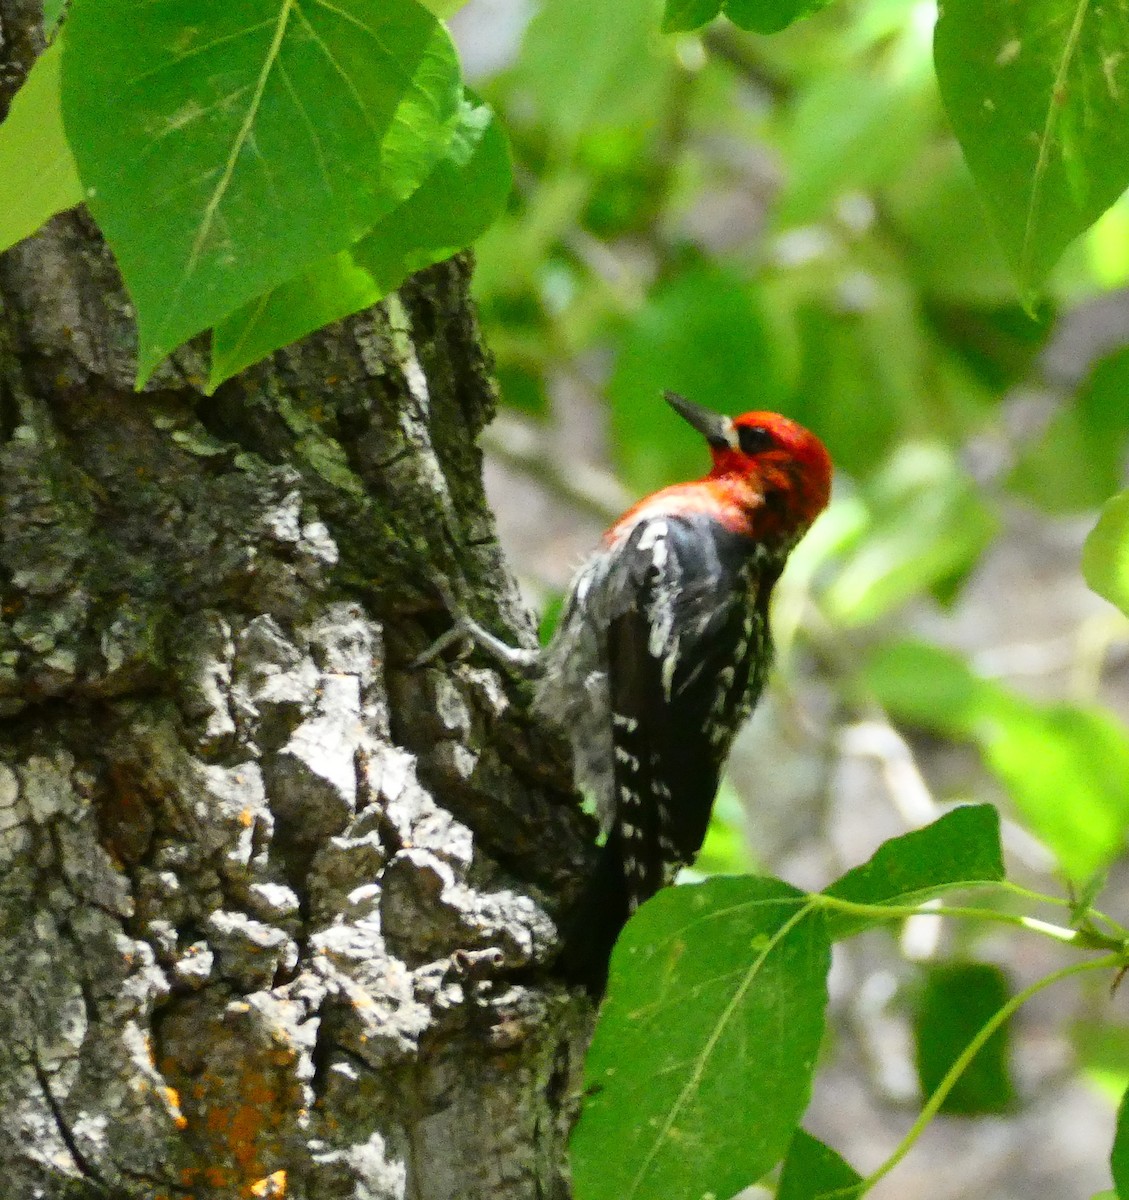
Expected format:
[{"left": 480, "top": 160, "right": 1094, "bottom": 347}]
[{"left": 558, "top": 513, "right": 783, "bottom": 997}]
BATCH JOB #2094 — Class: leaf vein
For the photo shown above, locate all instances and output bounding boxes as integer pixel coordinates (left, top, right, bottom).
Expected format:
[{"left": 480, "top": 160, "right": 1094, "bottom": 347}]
[
  {"left": 157, "top": 0, "right": 296, "bottom": 344},
  {"left": 626, "top": 897, "right": 820, "bottom": 1197},
  {"left": 1022, "top": 0, "right": 1092, "bottom": 282}
]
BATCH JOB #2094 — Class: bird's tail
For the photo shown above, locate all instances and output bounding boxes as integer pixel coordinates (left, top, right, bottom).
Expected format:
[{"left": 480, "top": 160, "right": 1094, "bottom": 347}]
[{"left": 556, "top": 828, "right": 634, "bottom": 999}]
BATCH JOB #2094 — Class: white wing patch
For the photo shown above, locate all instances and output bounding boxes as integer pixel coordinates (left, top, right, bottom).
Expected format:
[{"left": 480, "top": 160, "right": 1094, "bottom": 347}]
[{"left": 634, "top": 518, "right": 686, "bottom": 700}]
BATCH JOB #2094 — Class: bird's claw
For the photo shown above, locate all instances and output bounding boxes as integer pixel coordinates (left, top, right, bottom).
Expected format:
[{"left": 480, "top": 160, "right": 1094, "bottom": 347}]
[{"left": 411, "top": 578, "right": 540, "bottom": 675}]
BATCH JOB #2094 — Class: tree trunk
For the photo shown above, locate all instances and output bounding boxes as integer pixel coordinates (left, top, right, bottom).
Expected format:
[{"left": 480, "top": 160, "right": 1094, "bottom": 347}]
[{"left": 0, "top": 9, "right": 593, "bottom": 1197}]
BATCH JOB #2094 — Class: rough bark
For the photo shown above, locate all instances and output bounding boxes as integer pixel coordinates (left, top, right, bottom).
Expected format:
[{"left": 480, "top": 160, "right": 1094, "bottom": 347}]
[{"left": 0, "top": 7, "right": 594, "bottom": 1197}]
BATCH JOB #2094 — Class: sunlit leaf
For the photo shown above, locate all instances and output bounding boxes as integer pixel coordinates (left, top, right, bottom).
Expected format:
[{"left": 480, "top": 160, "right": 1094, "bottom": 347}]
[
  {"left": 1012, "top": 348, "right": 1129, "bottom": 513},
  {"left": 1112, "top": 1085, "right": 1129, "bottom": 1199},
  {"left": 866, "top": 642, "right": 1129, "bottom": 881},
  {"left": 61, "top": 0, "right": 462, "bottom": 383},
  {"left": 0, "top": 40, "right": 82, "bottom": 254},
  {"left": 914, "top": 961, "right": 1016, "bottom": 1114},
  {"left": 884, "top": 143, "right": 1019, "bottom": 305},
  {"left": 824, "top": 805, "right": 1004, "bottom": 939},
  {"left": 1072, "top": 1020, "right": 1129, "bottom": 1103},
  {"left": 777, "top": 1130, "right": 863, "bottom": 1200},
  {"left": 571, "top": 876, "right": 829, "bottom": 1200},
  {"left": 934, "top": 0, "right": 1129, "bottom": 298},
  {"left": 210, "top": 92, "right": 510, "bottom": 386},
  {"left": 1083, "top": 489, "right": 1129, "bottom": 618},
  {"left": 823, "top": 443, "right": 997, "bottom": 625}
]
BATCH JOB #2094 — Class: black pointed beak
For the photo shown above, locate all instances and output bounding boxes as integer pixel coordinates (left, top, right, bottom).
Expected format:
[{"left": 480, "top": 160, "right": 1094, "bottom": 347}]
[{"left": 664, "top": 391, "right": 736, "bottom": 450}]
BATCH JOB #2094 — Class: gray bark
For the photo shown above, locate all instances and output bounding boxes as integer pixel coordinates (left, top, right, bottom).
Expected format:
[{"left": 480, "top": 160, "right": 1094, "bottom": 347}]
[{"left": 0, "top": 7, "right": 594, "bottom": 1197}]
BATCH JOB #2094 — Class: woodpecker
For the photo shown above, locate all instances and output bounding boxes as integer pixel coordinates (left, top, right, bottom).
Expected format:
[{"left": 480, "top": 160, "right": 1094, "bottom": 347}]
[{"left": 426, "top": 391, "right": 831, "bottom": 995}]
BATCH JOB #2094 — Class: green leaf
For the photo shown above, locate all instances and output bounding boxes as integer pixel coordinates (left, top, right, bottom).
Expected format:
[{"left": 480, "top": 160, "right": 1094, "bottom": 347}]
[
  {"left": 724, "top": 0, "right": 831, "bottom": 34},
  {"left": 777, "top": 1130, "right": 863, "bottom": 1200},
  {"left": 1012, "top": 348, "right": 1129, "bottom": 513},
  {"left": 1110, "top": 1080, "right": 1129, "bottom": 1199},
  {"left": 1083, "top": 489, "right": 1129, "bottom": 618},
  {"left": 979, "top": 699, "right": 1129, "bottom": 882},
  {"left": 934, "top": 0, "right": 1129, "bottom": 298},
  {"left": 515, "top": 0, "right": 671, "bottom": 146},
  {"left": 209, "top": 91, "right": 510, "bottom": 386},
  {"left": 60, "top": 0, "right": 462, "bottom": 384},
  {"left": 914, "top": 962, "right": 1016, "bottom": 1114},
  {"left": 571, "top": 876, "right": 830, "bottom": 1200},
  {"left": 692, "top": 779, "right": 758, "bottom": 877},
  {"left": 824, "top": 805, "right": 1004, "bottom": 939},
  {"left": 865, "top": 642, "right": 1129, "bottom": 881},
  {"left": 608, "top": 267, "right": 785, "bottom": 494},
  {"left": 661, "top": 0, "right": 721, "bottom": 33},
  {"left": 823, "top": 444, "right": 997, "bottom": 626},
  {"left": 774, "top": 66, "right": 933, "bottom": 228},
  {"left": 884, "top": 144, "right": 1019, "bottom": 305},
  {"left": 0, "top": 39, "right": 83, "bottom": 254},
  {"left": 1072, "top": 1020, "right": 1129, "bottom": 1103}
]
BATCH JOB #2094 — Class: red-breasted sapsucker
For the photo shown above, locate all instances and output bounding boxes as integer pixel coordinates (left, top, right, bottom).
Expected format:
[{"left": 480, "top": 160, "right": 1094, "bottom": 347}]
[{"left": 429, "top": 392, "right": 831, "bottom": 995}]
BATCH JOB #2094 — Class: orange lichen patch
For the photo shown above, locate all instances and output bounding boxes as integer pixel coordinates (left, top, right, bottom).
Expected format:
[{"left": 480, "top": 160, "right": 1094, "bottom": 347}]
[
  {"left": 162, "top": 1010, "right": 306, "bottom": 1199},
  {"left": 204, "top": 1164, "right": 233, "bottom": 1188},
  {"left": 239, "top": 807, "right": 255, "bottom": 828},
  {"left": 250, "top": 1170, "right": 287, "bottom": 1197}
]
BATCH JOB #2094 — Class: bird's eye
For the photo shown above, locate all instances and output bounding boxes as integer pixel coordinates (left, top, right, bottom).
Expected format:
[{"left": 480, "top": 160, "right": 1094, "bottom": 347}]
[{"left": 737, "top": 425, "right": 775, "bottom": 455}]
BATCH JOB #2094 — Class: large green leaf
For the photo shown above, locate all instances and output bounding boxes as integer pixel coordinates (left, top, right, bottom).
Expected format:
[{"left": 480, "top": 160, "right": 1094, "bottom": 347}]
[
  {"left": 914, "top": 961, "right": 1016, "bottom": 1114},
  {"left": 777, "top": 1130, "right": 863, "bottom": 1200},
  {"left": 1083, "top": 489, "right": 1129, "bottom": 618},
  {"left": 571, "top": 876, "right": 830, "bottom": 1200},
  {"left": 210, "top": 92, "right": 511, "bottom": 387},
  {"left": 60, "top": 0, "right": 462, "bottom": 384},
  {"left": 934, "top": 0, "right": 1129, "bottom": 297},
  {"left": 0, "top": 39, "right": 83, "bottom": 254},
  {"left": 866, "top": 642, "right": 1129, "bottom": 881},
  {"left": 824, "top": 805, "right": 1004, "bottom": 939}
]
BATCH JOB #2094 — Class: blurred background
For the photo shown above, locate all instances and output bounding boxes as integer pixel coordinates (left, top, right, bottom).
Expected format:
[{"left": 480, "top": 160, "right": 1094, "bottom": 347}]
[{"left": 450, "top": 0, "right": 1129, "bottom": 1195}]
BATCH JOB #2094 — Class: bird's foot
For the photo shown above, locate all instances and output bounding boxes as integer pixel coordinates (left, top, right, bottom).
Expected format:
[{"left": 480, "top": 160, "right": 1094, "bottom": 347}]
[{"left": 411, "top": 580, "right": 540, "bottom": 676}]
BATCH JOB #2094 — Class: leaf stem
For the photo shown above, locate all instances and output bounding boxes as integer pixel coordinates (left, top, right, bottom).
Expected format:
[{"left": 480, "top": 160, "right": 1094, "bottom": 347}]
[
  {"left": 995, "top": 880, "right": 1129, "bottom": 939},
  {"left": 813, "top": 893, "right": 1127, "bottom": 953},
  {"left": 855, "top": 953, "right": 1123, "bottom": 1196}
]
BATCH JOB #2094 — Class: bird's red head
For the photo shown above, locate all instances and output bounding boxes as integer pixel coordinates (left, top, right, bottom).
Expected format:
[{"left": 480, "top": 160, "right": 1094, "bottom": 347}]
[{"left": 665, "top": 391, "right": 832, "bottom": 540}]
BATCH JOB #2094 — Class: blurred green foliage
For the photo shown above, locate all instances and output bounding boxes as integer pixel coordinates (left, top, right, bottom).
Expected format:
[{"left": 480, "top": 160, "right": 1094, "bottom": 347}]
[
  {"left": 913, "top": 961, "right": 1016, "bottom": 1114},
  {"left": 472, "top": 9, "right": 1129, "bottom": 1190},
  {"left": 470, "top": 0, "right": 1129, "bottom": 889},
  {"left": 865, "top": 641, "right": 1129, "bottom": 880}
]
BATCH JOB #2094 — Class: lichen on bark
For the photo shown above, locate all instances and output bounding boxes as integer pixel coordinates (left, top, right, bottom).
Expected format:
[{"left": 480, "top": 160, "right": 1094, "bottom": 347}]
[{"left": 0, "top": 11, "right": 593, "bottom": 1197}]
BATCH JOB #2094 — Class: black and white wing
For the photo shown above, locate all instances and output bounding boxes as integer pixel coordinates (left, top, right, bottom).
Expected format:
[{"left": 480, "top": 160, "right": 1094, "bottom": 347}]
[{"left": 559, "top": 512, "right": 776, "bottom": 994}]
